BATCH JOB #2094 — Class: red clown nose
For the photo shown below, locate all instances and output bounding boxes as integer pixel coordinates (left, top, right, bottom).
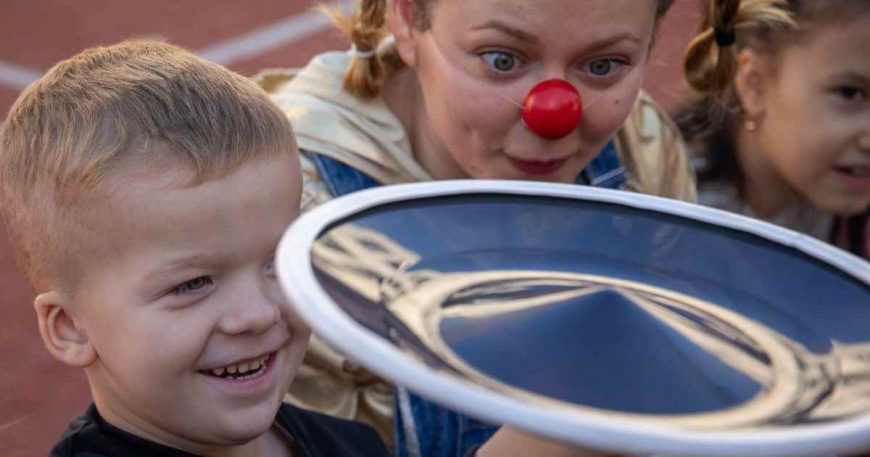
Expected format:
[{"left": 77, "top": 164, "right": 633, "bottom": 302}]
[{"left": 522, "top": 79, "right": 583, "bottom": 140}]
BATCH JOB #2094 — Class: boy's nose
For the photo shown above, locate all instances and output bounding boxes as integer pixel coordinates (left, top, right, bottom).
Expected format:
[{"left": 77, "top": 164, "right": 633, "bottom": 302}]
[
  {"left": 859, "top": 127, "right": 870, "bottom": 152},
  {"left": 218, "top": 294, "right": 282, "bottom": 336}
]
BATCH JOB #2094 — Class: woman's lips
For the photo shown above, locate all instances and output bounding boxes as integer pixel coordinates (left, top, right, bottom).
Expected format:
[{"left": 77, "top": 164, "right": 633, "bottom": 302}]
[{"left": 508, "top": 156, "right": 569, "bottom": 176}]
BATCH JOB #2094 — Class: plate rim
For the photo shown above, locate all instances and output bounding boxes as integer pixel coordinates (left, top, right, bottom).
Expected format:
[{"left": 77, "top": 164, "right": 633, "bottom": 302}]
[{"left": 276, "top": 180, "right": 870, "bottom": 456}]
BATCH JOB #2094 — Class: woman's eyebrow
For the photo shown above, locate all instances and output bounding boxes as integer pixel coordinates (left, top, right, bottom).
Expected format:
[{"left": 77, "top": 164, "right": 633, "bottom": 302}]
[
  {"left": 580, "top": 33, "right": 644, "bottom": 52},
  {"left": 471, "top": 20, "right": 538, "bottom": 44},
  {"left": 471, "top": 20, "right": 643, "bottom": 52}
]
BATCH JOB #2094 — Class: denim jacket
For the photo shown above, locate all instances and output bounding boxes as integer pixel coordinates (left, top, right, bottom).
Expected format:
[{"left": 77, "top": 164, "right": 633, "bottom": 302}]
[
  {"left": 307, "top": 141, "right": 626, "bottom": 198},
  {"left": 305, "top": 142, "right": 626, "bottom": 457}
]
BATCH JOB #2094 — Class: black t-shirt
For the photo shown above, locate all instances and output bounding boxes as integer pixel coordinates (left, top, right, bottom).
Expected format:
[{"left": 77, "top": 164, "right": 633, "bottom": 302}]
[{"left": 48, "top": 403, "right": 390, "bottom": 457}]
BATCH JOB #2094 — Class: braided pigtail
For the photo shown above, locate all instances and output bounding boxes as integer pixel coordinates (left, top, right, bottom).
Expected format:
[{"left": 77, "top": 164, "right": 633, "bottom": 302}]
[
  {"left": 684, "top": 0, "right": 793, "bottom": 97},
  {"left": 684, "top": 0, "right": 741, "bottom": 95},
  {"left": 678, "top": 0, "right": 792, "bottom": 185},
  {"left": 324, "top": 0, "right": 405, "bottom": 98}
]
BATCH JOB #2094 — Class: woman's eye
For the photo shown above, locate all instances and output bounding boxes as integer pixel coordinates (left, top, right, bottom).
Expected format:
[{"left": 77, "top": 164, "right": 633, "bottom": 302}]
[
  {"left": 264, "top": 258, "right": 276, "bottom": 277},
  {"left": 481, "top": 51, "right": 520, "bottom": 73},
  {"left": 172, "top": 276, "right": 213, "bottom": 296},
  {"left": 586, "top": 59, "right": 622, "bottom": 77}
]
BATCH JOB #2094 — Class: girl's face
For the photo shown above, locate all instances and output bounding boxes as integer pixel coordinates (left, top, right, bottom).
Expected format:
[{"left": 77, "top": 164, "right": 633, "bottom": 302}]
[
  {"left": 392, "top": 0, "right": 658, "bottom": 182},
  {"left": 745, "top": 16, "right": 870, "bottom": 215}
]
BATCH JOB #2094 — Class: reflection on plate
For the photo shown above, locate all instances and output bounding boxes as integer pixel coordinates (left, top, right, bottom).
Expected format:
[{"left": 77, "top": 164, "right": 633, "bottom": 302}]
[{"left": 277, "top": 180, "right": 870, "bottom": 456}]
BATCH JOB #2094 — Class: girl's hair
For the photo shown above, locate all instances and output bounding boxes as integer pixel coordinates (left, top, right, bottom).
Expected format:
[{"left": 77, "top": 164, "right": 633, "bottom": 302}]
[
  {"left": 680, "top": 0, "right": 869, "bottom": 180},
  {"left": 328, "top": 0, "right": 677, "bottom": 99},
  {"left": 679, "top": 0, "right": 870, "bottom": 257}
]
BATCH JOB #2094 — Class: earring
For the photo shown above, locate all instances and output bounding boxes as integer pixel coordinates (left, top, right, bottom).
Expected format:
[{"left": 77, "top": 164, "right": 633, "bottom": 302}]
[
  {"left": 742, "top": 111, "right": 761, "bottom": 132},
  {"left": 744, "top": 118, "right": 758, "bottom": 132}
]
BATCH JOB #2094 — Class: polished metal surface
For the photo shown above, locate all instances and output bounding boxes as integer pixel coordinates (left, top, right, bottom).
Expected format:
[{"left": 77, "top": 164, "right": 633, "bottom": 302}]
[
  {"left": 311, "top": 194, "right": 869, "bottom": 429},
  {"left": 277, "top": 182, "right": 870, "bottom": 455}
]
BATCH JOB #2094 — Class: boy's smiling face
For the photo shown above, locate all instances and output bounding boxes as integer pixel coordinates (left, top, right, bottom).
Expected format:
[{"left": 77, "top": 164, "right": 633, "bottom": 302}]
[{"left": 68, "top": 152, "right": 307, "bottom": 452}]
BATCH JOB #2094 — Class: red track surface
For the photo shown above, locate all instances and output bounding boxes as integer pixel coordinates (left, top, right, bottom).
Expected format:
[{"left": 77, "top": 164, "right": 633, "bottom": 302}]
[{"left": 0, "top": 2, "right": 701, "bottom": 455}]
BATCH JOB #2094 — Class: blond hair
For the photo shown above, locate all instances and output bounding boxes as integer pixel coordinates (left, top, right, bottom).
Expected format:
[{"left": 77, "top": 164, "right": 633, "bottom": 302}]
[
  {"left": 0, "top": 40, "right": 296, "bottom": 291},
  {"left": 684, "top": 0, "right": 793, "bottom": 95},
  {"left": 680, "top": 0, "right": 868, "bottom": 175},
  {"left": 328, "top": 0, "right": 677, "bottom": 99}
]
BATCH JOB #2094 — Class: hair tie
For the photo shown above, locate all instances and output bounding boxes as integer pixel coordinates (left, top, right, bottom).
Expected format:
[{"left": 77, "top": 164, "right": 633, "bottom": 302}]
[
  {"left": 349, "top": 36, "right": 397, "bottom": 60},
  {"left": 349, "top": 44, "right": 376, "bottom": 59},
  {"left": 714, "top": 27, "right": 737, "bottom": 47}
]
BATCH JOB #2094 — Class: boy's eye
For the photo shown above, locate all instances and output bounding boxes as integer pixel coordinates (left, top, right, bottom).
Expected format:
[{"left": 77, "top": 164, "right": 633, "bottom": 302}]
[
  {"left": 586, "top": 58, "right": 623, "bottom": 77},
  {"left": 172, "top": 276, "right": 213, "bottom": 296},
  {"left": 480, "top": 51, "right": 520, "bottom": 73}
]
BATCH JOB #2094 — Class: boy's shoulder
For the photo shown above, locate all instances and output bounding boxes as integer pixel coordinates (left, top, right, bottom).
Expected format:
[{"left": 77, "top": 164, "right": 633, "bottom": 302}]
[
  {"left": 278, "top": 402, "right": 391, "bottom": 457},
  {"left": 48, "top": 404, "right": 198, "bottom": 457},
  {"left": 48, "top": 403, "right": 389, "bottom": 457}
]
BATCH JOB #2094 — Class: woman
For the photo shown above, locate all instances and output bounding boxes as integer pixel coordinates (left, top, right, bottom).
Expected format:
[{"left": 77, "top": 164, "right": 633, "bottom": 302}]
[{"left": 263, "top": 0, "right": 696, "bottom": 455}]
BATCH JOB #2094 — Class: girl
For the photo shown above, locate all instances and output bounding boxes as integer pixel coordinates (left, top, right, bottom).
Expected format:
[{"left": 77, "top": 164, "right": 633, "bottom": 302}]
[
  {"left": 680, "top": 0, "right": 870, "bottom": 258},
  {"left": 264, "top": 0, "right": 695, "bottom": 455}
]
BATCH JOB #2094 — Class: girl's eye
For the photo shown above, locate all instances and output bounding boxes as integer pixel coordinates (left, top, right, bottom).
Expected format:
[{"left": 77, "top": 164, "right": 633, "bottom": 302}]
[
  {"left": 264, "top": 258, "right": 276, "bottom": 277},
  {"left": 586, "top": 59, "right": 623, "bottom": 77},
  {"left": 480, "top": 51, "right": 520, "bottom": 73},
  {"left": 172, "top": 276, "right": 213, "bottom": 296},
  {"left": 834, "top": 85, "right": 865, "bottom": 102}
]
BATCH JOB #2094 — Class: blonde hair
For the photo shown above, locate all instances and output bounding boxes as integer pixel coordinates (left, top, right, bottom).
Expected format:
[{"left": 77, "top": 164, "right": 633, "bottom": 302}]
[
  {"left": 0, "top": 40, "right": 296, "bottom": 291},
  {"left": 684, "top": 0, "right": 870, "bottom": 99},
  {"left": 684, "top": 0, "right": 793, "bottom": 95},
  {"left": 328, "top": 0, "right": 677, "bottom": 99},
  {"left": 680, "top": 0, "right": 869, "bottom": 165}
]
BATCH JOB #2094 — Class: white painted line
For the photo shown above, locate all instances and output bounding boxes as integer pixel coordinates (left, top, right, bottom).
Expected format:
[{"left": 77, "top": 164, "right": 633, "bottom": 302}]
[
  {"left": 0, "top": 0, "right": 356, "bottom": 92},
  {"left": 0, "top": 61, "right": 42, "bottom": 90},
  {"left": 198, "top": 0, "right": 355, "bottom": 66}
]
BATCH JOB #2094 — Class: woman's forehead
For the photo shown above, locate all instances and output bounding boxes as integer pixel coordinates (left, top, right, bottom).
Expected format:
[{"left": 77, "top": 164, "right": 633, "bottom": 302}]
[
  {"left": 427, "top": 0, "right": 659, "bottom": 52},
  {"left": 429, "top": 0, "right": 658, "bottom": 34}
]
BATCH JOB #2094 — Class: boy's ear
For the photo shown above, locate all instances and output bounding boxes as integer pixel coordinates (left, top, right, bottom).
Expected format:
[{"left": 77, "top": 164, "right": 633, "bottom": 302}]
[
  {"left": 734, "top": 49, "right": 768, "bottom": 117},
  {"left": 389, "top": 0, "right": 419, "bottom": 67},
  {"left": 34, "top": 291, "right": 97, "bottom": 368}
]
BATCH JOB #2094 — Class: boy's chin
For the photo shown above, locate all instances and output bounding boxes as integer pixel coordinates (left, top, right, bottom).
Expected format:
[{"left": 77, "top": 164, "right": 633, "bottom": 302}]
[{"left": 207, "top": 408, "right": 280, "bottom": 445}]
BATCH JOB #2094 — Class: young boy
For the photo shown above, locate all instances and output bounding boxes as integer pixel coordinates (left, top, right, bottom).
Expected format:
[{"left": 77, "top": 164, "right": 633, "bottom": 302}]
[
  {"left": 0, "top": 39, "right": 613, "bottom": 457},
  {"left": 0, "top": 40, "right": 390, "bottom": 457}
]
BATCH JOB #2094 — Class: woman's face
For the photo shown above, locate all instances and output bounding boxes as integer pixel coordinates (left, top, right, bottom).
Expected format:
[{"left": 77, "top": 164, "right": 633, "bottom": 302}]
[
  {"left": 392, "top": 0, "right": 658, "bottom": 182},
  {"left": 745, "top": 16, "right": 870, "bottom": 215}
]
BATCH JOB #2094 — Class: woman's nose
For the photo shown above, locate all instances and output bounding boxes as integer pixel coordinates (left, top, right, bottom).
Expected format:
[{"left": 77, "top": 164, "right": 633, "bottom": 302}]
[{"left": 523, "top": 79, "right": 583, "bottom": 140}]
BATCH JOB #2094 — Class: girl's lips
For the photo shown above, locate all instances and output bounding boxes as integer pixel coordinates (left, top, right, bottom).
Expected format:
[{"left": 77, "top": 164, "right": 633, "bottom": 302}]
[
  {"left": 508, "top": 156, "right": 569, "bottom": 176},
  {"left": 834, "top": 166, "right": 870, "bottom": 192}
]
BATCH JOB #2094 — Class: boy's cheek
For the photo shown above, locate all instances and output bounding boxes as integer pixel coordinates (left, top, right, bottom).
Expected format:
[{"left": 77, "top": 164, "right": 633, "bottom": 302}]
[
  {"left": 279, "top": 300, "right": 311, "bottom": 336},
  {"left": 294, "top": 319, "right": 312, "bottom": 340}
]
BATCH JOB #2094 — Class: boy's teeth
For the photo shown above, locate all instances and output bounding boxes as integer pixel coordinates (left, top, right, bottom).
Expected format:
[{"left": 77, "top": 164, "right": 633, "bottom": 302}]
[{"left": 208, "top": 354, "right": 270, "bottom": 378}]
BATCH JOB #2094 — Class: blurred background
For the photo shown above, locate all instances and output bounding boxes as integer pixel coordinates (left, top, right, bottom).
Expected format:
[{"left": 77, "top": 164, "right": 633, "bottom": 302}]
[{"left": 0, "top": 1, "right": 702, "bottom": 455}]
